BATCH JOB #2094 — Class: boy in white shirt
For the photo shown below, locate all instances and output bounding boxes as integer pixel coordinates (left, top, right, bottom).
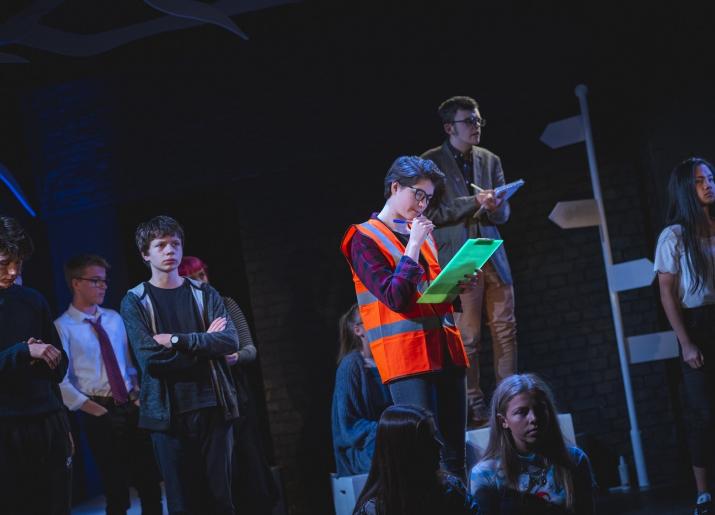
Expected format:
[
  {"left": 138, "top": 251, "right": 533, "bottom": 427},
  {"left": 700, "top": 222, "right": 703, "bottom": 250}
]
[{"left": 55, "top": 254, "right": 161, "bottom": 515}]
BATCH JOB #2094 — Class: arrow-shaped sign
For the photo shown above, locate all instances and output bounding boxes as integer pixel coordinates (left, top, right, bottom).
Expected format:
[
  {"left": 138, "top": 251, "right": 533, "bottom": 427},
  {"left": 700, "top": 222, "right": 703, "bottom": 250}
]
[
  {"left": 540, "top": 115, "right": 585, "bottom": 149},
  {"left": 627, "top": 331, "right": 678, "bottom": 364},
  {"left": 607, "top": 258, "right": 656, "bottom": 292},
  {"left": 548, "top": 199, "right": 599, "bottom": 229}
]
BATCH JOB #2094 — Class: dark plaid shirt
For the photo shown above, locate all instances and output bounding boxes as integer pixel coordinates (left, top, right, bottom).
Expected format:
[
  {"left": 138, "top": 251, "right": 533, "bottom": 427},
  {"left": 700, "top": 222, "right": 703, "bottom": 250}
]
[
  {"left": 348, "top": 219, "right": 425, "bottom": 314},
  {"left": 447, "top": 140, "right": 473, "bottom": 188}
]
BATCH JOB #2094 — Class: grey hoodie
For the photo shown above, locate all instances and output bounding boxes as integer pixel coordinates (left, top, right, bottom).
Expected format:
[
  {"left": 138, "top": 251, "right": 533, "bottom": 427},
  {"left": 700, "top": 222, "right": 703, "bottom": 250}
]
[{"left": 120, "top": 278, "right": 240, "bottom": 431}]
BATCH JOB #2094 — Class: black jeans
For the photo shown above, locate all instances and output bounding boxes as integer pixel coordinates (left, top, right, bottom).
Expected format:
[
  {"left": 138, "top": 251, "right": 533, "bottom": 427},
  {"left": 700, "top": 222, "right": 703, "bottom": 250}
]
[
  {"left": 681, "top": 304, "right": 715, "bottom": 468},
  {"left": 388, "top": 365, "right": 467, "bottom": 480},
  {"left": 151, "top": 407, "right": 235, "bottom": 515},
  {"left": 0, "top": 410, "right": 73, "bottom": 515},
  {"left": 82, "top": 398, "right": 161, "bottom": 515}
]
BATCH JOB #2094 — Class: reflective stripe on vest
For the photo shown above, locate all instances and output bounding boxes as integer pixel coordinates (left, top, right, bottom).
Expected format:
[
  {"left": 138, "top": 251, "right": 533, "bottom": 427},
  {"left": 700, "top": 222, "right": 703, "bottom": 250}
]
[
  {"left": 357, "top": 221, "right": 403, "bottom": 265},
  {"left": 356, "top": 290, "right": 378, "bottom": 306},
  {"left": 366, "top": 316, "right": 443, "bottom": 342}
]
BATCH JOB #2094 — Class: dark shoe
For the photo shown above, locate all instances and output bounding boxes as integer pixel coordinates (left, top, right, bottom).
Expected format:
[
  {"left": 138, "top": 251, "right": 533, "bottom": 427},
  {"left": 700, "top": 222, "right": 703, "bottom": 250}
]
[{"left": 695, "top": 500, "right": 712, "bottom": 515}]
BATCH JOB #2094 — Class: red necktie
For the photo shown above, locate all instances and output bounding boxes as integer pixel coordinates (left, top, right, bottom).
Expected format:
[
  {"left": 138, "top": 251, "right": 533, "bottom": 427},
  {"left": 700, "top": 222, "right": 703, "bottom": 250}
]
[{"left": 85, "top": 315, "right": 129, "bottom": 405}]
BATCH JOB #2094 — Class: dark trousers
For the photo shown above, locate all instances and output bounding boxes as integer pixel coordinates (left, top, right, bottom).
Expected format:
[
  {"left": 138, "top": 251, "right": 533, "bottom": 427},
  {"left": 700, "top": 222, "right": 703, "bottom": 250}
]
[
  {"left": 151, "top": 407, "right": 235, "bottom": 515},
  {"left": 231, "top": 399, "right": 278, "bottom": 515},
  {"left": 0, "top": 410, "right": 72, "bottom": 515},
  {"left": 681, "top": 305, "right": 715, "bottom": 468},
  {"left": 388, "top": 365, "right": 467, "bottom": 480},
  {"left": 82, "top": 398, "right": 162, "bottom": 515}
]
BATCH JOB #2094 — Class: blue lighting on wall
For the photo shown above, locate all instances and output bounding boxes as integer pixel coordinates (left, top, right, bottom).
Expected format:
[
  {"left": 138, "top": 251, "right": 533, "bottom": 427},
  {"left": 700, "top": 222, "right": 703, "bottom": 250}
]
[{"left": 0, "top": 162, "right": 37, "bottom": 217}]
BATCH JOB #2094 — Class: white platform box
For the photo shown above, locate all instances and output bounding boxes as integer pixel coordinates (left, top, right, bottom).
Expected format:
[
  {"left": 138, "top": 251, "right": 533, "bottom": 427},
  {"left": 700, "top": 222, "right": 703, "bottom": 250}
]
[{"left": 330, "top": 472, "right": 368, "bottom": 515}]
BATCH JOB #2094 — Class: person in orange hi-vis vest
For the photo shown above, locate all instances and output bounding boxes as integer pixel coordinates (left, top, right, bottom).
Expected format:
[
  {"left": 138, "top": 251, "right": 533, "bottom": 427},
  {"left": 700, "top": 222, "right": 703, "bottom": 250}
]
[{"left": 341, "top": 155, "right": 480, "bottom": 482}]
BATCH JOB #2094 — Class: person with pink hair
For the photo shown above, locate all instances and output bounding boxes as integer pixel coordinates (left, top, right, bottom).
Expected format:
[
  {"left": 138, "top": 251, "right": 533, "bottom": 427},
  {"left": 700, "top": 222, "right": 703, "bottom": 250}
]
[{"left": 179, "top": 256, "right": 278, "bottom": 514}]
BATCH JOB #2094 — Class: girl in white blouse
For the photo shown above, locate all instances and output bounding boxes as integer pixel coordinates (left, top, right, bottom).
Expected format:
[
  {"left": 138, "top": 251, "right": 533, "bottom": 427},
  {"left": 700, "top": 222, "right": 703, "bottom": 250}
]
[{"left": 655, "top": 157, "right": 715, "bottom": 515}]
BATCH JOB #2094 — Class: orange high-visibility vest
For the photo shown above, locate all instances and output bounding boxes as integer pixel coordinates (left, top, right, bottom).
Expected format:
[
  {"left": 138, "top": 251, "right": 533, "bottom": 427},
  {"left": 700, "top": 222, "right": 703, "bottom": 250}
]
[{"left": 341, "top": 218, "right": 467, "bottom": 383}]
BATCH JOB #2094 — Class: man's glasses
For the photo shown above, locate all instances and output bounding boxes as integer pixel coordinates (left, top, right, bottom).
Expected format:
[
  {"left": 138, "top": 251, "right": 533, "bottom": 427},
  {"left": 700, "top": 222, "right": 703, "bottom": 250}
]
[
  {"left": 452, "top": 116, "right": 486, "bottom": 128},
  {"left": 408, "top": 186, "right": 433, "bottom": 204},
  {"left": 76, "top": 277, "right": 109, "bottom": 288}
]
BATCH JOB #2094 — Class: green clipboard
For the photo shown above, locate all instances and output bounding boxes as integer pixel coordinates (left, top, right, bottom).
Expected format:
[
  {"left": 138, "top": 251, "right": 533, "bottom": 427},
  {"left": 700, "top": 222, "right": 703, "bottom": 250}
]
[{"left": 417, "top": 238, "right": 503, "bottom": 304}]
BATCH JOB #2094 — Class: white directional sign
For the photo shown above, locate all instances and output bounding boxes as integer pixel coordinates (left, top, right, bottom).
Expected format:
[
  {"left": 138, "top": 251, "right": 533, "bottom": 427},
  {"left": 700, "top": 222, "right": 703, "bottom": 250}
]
[
  {"left": 540, "top": 115, "right": 585, "bottom": 149},
  {"left": 548, "top": 199, "right": 599, "bottom": 229},
  {"left": 607, "top": 258, "right": 656, "bottom": 292},
  {"left": 627, "top": 331, "right": 678, "bottom": 364}
]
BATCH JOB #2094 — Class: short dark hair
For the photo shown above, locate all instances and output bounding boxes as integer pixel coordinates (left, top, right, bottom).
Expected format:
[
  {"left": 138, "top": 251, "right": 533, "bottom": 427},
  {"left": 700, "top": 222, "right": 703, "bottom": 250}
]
[
  {"left": 437, "top": 96, "right": 479, "bottom": 124},
  {"left": 383, "top": 156, "right": 445, "bottom": 199},
  {"left": 64, "top": 254, "right": 110, "bottom": 289},
  {"left": 135, "top": 215, "right": 185, "bottom": 256},
  {"left": 0, "top": 216, "right": 34, "bottom": 262}
]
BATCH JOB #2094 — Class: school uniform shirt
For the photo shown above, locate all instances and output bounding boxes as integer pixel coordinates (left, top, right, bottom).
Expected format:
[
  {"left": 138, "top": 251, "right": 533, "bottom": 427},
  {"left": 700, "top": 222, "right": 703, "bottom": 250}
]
[
  {"left": 55, "top": 304, "right": 137, "bottom": 411},
  {"left": 654, "top": 224, "right": 715, "bottom": 308}
]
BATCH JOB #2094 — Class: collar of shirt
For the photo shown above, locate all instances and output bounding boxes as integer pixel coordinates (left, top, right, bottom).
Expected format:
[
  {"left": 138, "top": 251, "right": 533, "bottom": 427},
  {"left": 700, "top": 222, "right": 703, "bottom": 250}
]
[
  {"left": 446, "top": 140, "right": 473, "bottom": 165},
  {"left": 66, "top": 303, "right": 104, "bottom": 324}
]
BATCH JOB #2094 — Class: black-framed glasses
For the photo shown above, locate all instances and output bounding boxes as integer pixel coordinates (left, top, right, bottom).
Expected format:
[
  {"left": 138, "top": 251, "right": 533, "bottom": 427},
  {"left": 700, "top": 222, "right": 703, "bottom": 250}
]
[
  {"left": 452, "top": 116, "right": 486, "bottom": 128},
  {"left": 408, "top": 186, "right": 434, "bottom": 203},
  {"left": 75, "top": 277, "right": 109, "bottom": 288}
]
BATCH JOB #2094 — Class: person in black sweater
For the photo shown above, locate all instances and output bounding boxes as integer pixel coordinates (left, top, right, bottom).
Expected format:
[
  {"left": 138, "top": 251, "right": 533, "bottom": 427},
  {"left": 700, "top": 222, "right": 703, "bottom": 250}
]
[{"left": 0, "top": 216, "right": 72, "bottom": 515}]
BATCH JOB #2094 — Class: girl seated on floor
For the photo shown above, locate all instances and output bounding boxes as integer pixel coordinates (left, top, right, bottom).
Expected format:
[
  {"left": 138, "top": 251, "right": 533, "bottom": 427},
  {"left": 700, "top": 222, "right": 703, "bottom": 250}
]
[
  {"left": 469, "top": 374, "right": 596, "bottom": 514},
  {"left": 353, "top": 404, "right": 479, "bottom": 515}
]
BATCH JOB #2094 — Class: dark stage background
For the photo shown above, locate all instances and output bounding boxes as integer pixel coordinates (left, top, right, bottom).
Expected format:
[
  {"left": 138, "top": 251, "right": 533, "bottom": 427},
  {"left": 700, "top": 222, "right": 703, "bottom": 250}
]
[{"left": 2, "top": 1, "right": 715, "bottom": 513}]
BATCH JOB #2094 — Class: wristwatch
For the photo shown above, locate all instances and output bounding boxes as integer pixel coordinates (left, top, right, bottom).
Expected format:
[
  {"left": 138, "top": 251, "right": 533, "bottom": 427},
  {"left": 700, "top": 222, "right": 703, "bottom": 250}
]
[{"left": 170, "top": 335, "right": 179, "bottom": 346}]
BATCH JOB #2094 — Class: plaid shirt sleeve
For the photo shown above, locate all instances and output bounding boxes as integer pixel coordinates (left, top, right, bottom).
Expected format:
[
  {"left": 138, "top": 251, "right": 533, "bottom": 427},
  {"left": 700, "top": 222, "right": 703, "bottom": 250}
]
[{"left": 349, "top": 231, "right": 424, "bottom": 313}]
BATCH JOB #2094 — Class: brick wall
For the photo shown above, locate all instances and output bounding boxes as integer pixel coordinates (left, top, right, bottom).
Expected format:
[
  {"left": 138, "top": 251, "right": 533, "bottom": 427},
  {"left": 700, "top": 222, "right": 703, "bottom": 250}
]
[{"left": 234, "top": 148, "right": 690, "bottom": 512}]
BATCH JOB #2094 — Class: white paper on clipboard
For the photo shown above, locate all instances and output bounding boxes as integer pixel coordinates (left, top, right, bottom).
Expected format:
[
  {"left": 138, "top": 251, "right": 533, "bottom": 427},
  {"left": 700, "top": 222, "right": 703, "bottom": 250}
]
[
  {"left": 473, "top": 179, "right": 525, "bottom": 218},
  {"left": 494, "top": 179, "right": 525, "bottom": 202}
]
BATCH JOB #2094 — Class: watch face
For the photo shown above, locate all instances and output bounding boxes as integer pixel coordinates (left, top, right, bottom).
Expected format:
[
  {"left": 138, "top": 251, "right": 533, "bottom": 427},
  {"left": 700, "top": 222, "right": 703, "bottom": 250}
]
[{"left": 171, "top": 336, "right": 179, "bottom": 344}]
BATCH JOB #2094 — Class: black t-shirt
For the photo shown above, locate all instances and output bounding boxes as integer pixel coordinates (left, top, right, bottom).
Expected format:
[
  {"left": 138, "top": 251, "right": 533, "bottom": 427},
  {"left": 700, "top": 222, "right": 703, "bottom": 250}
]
[
  {"left": 0, "top": 285, "right": 65, "bottom": 417},
  {"left": 146, "top": 281, "right": 216, "bottom": 414}
]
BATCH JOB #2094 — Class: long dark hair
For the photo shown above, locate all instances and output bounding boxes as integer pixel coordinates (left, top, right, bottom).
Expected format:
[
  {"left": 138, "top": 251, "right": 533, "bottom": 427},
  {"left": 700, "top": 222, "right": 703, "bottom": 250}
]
[
  {"left": 665, "top": 157, "right": 715, "bottom": 294},
  {"left": 337, "top": 304, "right": 362, "bottom": 364},
  {"left": 483, "top": 374, "right": 576, "bottom": 509},
  {"left": 353, "top": 405, "right": 442, "bottom": 515}
]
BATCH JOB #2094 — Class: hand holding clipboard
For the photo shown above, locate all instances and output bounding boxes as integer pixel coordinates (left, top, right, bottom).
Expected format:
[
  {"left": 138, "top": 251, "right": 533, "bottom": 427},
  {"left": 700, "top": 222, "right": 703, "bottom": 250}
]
[{"left": 470, "top": 179, "right": 525, "bottom": 219}]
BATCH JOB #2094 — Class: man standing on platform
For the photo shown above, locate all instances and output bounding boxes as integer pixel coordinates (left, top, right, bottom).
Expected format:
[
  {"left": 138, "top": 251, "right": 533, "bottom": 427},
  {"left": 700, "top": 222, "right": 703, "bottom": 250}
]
[
  {"left": 121, "top": 215, "right": 240, "bottom": 515},
  {"left": 0, "top": 216, "right": 72, "bottom": 515},
  {"left": 422, "top": 96, "right": 517, "bottom": 427},
  {"left": 55, "top": 254, "right": 161, "bottom": 515}
]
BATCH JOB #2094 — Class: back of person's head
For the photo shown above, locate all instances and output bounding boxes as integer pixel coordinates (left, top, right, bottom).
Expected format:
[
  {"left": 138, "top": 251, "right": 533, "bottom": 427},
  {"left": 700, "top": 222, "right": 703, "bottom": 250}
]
[
  {"left": 0, "top": 216, "right": 34, "bottom": 261},
  {"left": 337, "top": 304, "right": 362, "bottom": 364},
  {"left": 134, "top": 215, "right": 185, "bottom": 256},
  {"left": 63, "top": 254, "right": 110, "bottom": 290},
  {"left": 484, "top": 373, "right": 575, "bottom": 507},
  {"left": 353, "top": 405, "right": 442, "bottom": 515},
  {"left": 179, "top": 256, "right": 207, "bottom": 277},
  {"left": 437, "top": 96, "right": 479, "bottom": 124},
  {"left": 383, "top": 156, "right": 445, "bottom": 200}
]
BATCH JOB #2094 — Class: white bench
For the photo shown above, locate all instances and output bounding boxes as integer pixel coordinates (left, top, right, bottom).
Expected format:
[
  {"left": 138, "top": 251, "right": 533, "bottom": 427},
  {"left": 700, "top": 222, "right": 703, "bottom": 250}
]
[{"left": 330, "top": 472, "right": 368, "bottom": 515}]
